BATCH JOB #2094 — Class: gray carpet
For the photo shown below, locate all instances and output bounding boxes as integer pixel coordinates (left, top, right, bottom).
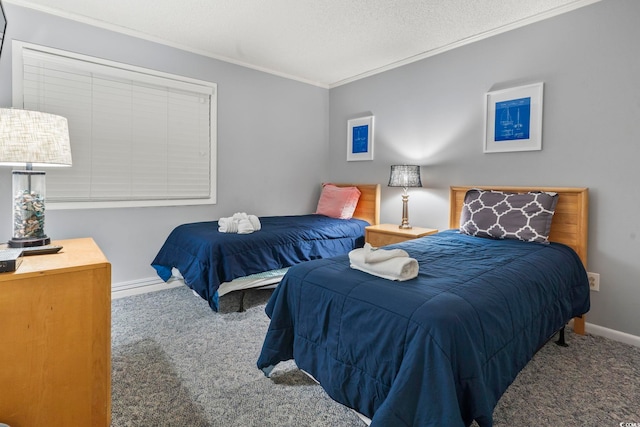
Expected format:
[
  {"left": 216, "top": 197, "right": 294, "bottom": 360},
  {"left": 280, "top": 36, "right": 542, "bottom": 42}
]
[{"left": 112, "top": 286, "right": 640, "bottom": 426}]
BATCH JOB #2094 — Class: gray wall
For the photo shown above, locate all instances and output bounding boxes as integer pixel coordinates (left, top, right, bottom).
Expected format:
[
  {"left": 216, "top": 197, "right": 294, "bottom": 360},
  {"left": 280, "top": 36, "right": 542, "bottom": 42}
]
[
  {"left": 327, "top": 0, "right": 640, "bottom": 336},
  {"left": 0, "top": 4, "right": 329, "bottom": 285}
]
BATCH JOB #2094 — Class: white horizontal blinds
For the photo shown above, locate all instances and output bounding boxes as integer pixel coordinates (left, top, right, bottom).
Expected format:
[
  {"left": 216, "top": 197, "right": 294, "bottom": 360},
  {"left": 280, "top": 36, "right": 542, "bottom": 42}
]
[
  {"left": 20, "top": 46, "right": 213, "bottom": 203},
  {"left": 166, "top": 90, "right": 211, "bottom": 198},
  {"left": 22, "top": 51, "right": 93, "bottom": 199}
]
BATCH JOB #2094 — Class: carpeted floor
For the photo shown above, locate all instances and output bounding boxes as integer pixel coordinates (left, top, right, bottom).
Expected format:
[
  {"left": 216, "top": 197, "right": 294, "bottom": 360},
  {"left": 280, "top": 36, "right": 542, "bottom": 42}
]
[{"left": 111, "top": 286, "right": 640, "bottom": 426}]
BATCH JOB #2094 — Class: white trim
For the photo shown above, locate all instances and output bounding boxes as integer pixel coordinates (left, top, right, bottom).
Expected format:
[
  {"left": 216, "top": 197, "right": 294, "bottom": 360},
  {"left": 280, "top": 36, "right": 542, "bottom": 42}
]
[
  {"left": 4, "top": 0, "right": 328, "bottom": 89},
  {"left": 586, "top": 322, "right": 640, "bottom": 348},
  {"left": 111, "top": 276, "right": 183, "bottom": 300},
  {"left": 49, "top": 197, "right": 218, "bottom": 210},
  {"left": 12, "top": 40, "right": 218, "bottom": 209},
  {"left": 5, "top": 0, "right": 600, "bottom": 89},
  {"left": 12, "top": 40, "right": 218, "bottom": 93}
]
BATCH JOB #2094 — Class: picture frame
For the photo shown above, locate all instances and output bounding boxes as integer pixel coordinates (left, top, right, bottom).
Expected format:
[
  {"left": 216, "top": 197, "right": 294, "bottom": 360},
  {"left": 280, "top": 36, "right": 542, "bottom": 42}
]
[
  {"left": 347, "top": 115, "right": 374, "bottom": 161},
  {"left": 484, "top": 82, "right": 544, "bottom": 153}
]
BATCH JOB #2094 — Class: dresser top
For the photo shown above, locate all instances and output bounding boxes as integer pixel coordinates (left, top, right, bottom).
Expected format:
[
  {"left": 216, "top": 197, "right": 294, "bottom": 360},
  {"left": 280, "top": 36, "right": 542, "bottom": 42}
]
[{"left": 0, "top": 237, "right": 109, "bottom": 281}]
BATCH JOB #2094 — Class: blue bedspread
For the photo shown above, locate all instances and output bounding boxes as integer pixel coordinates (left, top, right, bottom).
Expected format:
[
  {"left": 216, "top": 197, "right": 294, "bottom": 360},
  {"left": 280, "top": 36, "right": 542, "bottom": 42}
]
[
  {"left": 151, "top": 214, "right": 368, "bottom": 311},
  {"left": 257, "top": 229, "right": 590, "bottom": 426}
]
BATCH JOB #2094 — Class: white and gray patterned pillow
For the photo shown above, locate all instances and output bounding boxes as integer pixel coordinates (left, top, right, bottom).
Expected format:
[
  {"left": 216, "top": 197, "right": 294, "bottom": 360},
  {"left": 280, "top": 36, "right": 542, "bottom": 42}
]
[{"left": 460, "top": 189, "right": 559, "bottom": 244}]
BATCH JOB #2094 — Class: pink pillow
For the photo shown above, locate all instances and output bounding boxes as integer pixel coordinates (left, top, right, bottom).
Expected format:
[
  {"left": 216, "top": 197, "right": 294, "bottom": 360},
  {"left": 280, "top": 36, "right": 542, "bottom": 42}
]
[{"left": 315, "top": 184, "right": 361, "bottom": 219}]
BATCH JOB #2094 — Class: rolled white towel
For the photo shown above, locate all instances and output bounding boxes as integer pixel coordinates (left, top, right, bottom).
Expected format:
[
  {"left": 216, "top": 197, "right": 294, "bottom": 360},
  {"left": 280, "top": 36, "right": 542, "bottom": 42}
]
[
  {"left": 248, "top": 215, "right": 261, "bottom": 231},
  {"left": 237, "top": 218, "right": 255, "bottom": 234},
  {"left": 218, "top": 217, "right": 238, "bottom": 233},
  {"left": 219, "top": 212, "right": 260, "bottom": 234},
  {"left": 348, "top": 247, "right": 418, "bottom": 281},
  {"left": 363, "top": 243, "right": 409, "bottom": 263}
]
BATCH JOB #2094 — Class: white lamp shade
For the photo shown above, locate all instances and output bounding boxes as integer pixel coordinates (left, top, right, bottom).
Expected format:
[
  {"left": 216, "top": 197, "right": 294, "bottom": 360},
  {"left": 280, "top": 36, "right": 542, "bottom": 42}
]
[{"left": 0, "top": 108, "right": 72, "bottom": 167}]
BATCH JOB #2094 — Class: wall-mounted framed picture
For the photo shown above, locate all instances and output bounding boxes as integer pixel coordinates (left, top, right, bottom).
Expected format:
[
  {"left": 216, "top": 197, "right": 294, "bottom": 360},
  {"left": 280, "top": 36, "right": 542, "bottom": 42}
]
[
  {"left": 0, "top": 0, "right": 7, "bottom": 60},
  {"left": 484, "top": 82, "right": 544, "bottom": 153},
  {"left": 347, "top": 115, "right": 374, "bottom": 161}
]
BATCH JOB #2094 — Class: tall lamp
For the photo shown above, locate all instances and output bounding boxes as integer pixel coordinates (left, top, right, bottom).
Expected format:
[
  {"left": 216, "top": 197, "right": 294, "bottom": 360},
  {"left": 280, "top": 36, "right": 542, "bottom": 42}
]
[
  {"left": 0, "top": 108, "right": 72, "bottom": 247},
  {"left": 388, "top": 164, "right": 422, "bottom": 229}
]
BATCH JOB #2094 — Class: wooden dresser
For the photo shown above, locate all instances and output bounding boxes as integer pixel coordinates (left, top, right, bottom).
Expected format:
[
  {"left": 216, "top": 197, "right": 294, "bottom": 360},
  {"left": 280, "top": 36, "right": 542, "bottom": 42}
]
[{"left": 0, "top": 238, "right": 111, "bottom": 427}]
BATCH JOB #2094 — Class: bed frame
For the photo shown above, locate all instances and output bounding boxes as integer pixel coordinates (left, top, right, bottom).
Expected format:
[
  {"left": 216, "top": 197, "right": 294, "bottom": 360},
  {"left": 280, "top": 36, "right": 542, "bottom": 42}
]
[{"left": 449, "top": 186, "right": 589, "bottom": 335}]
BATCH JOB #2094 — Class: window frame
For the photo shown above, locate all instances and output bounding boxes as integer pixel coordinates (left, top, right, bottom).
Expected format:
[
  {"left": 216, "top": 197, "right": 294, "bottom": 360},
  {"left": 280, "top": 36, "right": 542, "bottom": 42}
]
[{"left": 11, "top": 40, "right": 217, "bottom": 210}]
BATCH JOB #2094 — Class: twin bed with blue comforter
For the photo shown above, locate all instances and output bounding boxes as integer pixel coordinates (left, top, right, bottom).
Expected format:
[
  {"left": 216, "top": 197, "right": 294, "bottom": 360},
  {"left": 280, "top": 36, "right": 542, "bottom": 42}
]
[
  {"left": 257, "top": 186, "right": 591, "bottom": 426},
  {"left": 151, "top": 183, "right": 381, "bottom": 311},
  {"left": 152, "top": 214, "right": 370, "bottom": 311}
]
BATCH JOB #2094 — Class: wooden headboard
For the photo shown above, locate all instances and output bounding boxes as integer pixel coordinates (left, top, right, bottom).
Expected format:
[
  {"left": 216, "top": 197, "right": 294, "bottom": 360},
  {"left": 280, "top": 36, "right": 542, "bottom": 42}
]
[
  {"left": 449, "top": 186, "right": 588, "bottom": 266},
  {"left": 329, "top": 183, "right": 380, "bottom": 226},
  {"left": 450, "top": 186, "right": 589, "bottom": 335}
]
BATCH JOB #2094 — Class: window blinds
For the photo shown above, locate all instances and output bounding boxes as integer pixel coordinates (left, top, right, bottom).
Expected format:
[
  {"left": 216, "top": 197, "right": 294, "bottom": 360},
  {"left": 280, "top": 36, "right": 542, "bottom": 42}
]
[{"left": 16, "top": 44, "right": 216, "bottom": 207}]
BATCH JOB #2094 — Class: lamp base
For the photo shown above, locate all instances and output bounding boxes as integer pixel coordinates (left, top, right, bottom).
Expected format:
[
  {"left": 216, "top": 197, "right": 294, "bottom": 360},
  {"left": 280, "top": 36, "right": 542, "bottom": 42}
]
[
  {"left": 398, "top": 192, "right": 412, "bottom": 229},
  {"left": 8, "top": 236, "right": 51, "bottom": 248}
]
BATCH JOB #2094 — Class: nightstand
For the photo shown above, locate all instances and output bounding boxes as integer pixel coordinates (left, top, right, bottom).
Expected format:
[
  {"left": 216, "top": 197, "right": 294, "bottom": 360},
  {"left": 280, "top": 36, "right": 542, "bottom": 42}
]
[{"left": 365, "top": 224, "right": 438, "bottom": 247}]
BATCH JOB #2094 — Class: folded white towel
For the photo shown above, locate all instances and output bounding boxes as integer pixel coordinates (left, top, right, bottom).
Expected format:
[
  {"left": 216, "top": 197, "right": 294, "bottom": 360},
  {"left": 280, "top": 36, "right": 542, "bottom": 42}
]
[
  {"left": 248, "top": 215, "right": 261, "bottom": 231},
  {"left": 363, "top": 243, "right": 409, "bottom": 263},
  {"left": 218, "top": 217, "right": 238, "bottom": 233},
  {"left": 218, "top": 212, "right": 261, "bottom": 234},
  {"left": 237, "top": 218, "right": 254, "bottom": 234},
  {"left": 348, "top": 247, "right": 419, "bottom": 281}
]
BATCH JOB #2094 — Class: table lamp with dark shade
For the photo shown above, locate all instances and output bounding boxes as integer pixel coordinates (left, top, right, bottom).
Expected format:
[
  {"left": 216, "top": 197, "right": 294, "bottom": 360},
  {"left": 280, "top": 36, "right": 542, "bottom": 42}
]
[
  {"left": 388, "top": 164, "right": 422, "bottom": 229},
  {"left": 0, "top": 108, "right": 72, "bottom": 247}
]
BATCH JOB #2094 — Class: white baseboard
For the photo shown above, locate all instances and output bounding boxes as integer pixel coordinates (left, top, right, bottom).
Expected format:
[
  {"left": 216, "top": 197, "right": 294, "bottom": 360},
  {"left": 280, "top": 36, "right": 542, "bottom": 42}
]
[
  {"left": 586, "top": 322, "right": 640, "bottom": 348},
  {"left": 111, "top": 276, "right": 183, "bottom": 300}
]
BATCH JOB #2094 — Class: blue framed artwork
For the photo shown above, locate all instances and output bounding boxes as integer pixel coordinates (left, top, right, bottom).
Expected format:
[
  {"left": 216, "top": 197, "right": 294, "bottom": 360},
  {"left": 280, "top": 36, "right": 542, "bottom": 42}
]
[
  {"left": 484, "top": 82, "right": 543, "bottom": 153},
  {"left": 347, "top": 115, "right": 374, "bottom": 161}
]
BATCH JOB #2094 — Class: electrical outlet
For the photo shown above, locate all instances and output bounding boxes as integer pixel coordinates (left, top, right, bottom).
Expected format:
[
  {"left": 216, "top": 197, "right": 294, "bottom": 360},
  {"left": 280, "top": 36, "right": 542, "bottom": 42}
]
[{"left": 588, "top": 272, "right": 600, "bottom": 292}]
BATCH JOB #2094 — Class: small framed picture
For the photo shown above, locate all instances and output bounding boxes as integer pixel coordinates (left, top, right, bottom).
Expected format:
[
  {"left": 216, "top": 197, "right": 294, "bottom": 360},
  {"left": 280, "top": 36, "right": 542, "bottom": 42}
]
[
  {"left": 347, "top": 115, "right": 374, "bottom": 161},
  {"left": 484, "top": 82, "right": 544, "bottom": 153}
]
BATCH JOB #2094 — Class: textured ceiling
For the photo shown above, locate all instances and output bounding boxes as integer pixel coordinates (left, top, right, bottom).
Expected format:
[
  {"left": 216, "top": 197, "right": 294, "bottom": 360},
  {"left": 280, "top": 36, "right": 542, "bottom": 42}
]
[{"left": 6, "top": 0, "right": 599, "bottom": 87}]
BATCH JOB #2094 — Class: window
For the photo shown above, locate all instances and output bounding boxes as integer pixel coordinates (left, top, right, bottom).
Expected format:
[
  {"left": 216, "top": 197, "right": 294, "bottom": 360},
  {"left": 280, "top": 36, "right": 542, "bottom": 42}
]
[{"left": 12, "top": 41, "right": 217, "bottom": 209}]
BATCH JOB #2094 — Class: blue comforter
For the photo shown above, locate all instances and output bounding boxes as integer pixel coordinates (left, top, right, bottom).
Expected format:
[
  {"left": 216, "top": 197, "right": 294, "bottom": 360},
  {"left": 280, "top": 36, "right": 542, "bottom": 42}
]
[
  {"left": 257, "top": 229, "right": 590, "bottom": 426},
  {"left": 151, "top": 214, "right": 369, "bottom": 311}
]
